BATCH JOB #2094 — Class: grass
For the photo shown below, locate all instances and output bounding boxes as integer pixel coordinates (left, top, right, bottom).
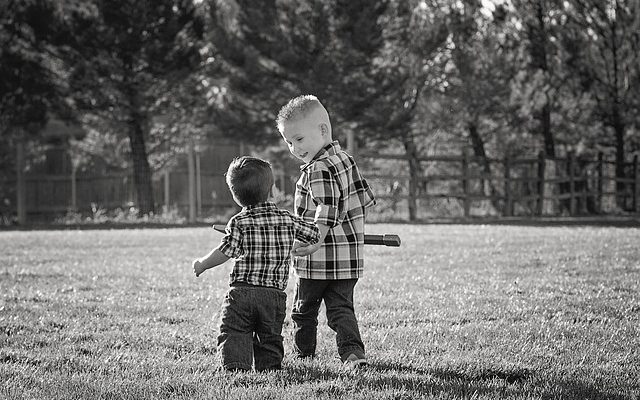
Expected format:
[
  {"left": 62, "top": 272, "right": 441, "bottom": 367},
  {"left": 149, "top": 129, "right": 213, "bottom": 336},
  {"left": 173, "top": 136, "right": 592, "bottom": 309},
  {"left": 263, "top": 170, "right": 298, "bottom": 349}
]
[{"left": 1, "top": 224, "right": 639, "bottom": 399}]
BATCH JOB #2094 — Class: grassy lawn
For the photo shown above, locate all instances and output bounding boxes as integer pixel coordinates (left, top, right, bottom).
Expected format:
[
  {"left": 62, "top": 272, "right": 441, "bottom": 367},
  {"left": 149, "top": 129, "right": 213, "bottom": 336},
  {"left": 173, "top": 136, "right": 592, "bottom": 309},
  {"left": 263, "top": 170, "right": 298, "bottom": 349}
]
[{"left": 1, "top": 224, "right": 639, "bottom": 399}]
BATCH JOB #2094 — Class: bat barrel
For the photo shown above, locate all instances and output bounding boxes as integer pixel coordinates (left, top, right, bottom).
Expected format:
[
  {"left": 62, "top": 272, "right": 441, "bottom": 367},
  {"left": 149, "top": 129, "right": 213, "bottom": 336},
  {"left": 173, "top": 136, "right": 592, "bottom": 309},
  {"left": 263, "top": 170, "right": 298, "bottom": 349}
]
[{"left": 364, "top": 234, "right": 401, "bottom": 247}]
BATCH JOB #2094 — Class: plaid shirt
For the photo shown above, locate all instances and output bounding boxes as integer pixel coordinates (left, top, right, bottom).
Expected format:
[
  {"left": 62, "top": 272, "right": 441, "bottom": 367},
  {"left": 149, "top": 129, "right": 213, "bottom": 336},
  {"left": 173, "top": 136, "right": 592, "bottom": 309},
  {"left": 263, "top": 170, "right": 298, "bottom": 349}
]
[
  {"left": 294, "top": 141, "right": 376, "bottom": 280},
  {"left": 218, "top": 202, "right": 320, "bottom": 290}
]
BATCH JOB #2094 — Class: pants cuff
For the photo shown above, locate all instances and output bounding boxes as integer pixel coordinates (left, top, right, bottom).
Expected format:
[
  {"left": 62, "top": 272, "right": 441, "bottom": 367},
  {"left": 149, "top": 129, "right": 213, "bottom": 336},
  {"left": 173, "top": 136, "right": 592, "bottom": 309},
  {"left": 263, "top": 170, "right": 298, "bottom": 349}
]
[
  {"left": 339, "top": 347, "right": 365, "bottom": 362},
  {"left": 222, "top": 361, "right": 252, "bottom": 371}
]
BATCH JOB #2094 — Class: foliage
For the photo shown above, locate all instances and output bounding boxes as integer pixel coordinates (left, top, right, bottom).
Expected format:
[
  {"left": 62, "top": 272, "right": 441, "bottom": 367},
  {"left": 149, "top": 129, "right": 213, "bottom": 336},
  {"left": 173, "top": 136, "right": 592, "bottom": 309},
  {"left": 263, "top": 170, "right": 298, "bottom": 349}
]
[
  {"left": 2, "top": 0, "right": 640, "bottom": 220},
  {"left": 0, "top": 0, "right": 76, "bottom": 137},
  {"left": 559, "top": 0, "right": 640, "bottom": 180},
  {"left": 205, "top": 0, "right": 395, "bottom": 145},
  {"left": 54, "top": 203, "right": 187, "bottom": 225}
]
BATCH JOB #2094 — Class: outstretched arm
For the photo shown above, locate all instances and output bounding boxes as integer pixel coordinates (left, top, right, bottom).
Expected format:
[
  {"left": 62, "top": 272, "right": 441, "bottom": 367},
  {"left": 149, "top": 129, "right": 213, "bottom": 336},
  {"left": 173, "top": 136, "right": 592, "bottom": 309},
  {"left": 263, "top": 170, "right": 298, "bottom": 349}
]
[{"left": 193, "top": 246, "right": 230, "bottom": 277}]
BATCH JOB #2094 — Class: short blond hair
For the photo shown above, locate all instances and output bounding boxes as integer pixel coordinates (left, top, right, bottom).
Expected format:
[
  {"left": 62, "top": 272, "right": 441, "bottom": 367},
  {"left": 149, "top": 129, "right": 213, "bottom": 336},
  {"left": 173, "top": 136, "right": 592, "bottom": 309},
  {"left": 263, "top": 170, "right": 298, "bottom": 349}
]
[{"left": 276, "top": 95, "right": 327, "bottom": 132}]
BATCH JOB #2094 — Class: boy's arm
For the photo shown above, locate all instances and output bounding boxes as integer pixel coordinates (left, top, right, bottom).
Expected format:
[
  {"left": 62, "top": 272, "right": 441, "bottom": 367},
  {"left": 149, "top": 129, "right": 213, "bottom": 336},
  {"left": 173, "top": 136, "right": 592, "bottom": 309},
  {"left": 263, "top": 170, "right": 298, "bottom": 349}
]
[
  {"left": 292, "top": 223, "right": 329, "bottom": 256},
  {"left": 194, "top": 217, "right": 242, "bottom": 277},
  {"left": 193, "top": 245, "right": 230, "bottom": 277},
  {"left": 292, "top": 163, "right": 343, "bottom": 257}
]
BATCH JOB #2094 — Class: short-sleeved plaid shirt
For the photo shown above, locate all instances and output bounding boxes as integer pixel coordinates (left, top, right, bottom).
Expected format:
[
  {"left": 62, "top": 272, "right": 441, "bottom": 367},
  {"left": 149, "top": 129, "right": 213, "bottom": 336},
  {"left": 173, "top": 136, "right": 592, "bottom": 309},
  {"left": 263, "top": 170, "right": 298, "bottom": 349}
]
[
  {"left": 218, "top": 202, "right": 320, "bottom": 290},
  {"left": 294, "top": 141, "right": 376, "bottom": 280}
]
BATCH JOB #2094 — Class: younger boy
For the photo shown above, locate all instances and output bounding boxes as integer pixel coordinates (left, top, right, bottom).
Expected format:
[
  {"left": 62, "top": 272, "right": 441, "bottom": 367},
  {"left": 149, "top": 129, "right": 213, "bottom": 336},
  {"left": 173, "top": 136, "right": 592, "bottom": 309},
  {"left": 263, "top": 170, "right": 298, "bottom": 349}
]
[
  {"left": 276, "top": 95, "right": 376, "bottom": 367},
  {"left": 192, "top": 156, "right": 319, "bottom": 371}
]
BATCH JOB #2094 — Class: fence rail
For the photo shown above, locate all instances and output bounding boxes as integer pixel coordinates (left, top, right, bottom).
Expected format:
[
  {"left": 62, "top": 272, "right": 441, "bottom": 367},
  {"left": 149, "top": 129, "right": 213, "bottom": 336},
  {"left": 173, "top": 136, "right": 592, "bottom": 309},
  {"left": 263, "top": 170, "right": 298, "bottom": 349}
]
[
  {"left": 2, "top": 145, "right": 639, "bottom": 222},
  {"left": 359, "top": 150, "right": 640, "bottom": 219}
]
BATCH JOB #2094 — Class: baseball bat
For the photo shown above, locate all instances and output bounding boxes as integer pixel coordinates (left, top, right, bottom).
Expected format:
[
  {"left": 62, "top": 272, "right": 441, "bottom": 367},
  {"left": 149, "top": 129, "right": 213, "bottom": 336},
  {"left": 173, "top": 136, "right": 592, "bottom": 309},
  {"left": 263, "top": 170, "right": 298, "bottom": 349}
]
[{"left": 212, "top": 225, "right": 401, "bottom": 247}]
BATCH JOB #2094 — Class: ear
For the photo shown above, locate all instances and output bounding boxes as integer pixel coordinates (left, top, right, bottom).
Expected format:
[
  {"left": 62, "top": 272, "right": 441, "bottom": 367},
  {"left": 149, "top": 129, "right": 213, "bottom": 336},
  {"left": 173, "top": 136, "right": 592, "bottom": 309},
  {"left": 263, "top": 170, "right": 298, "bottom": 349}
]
[{"left": 319, "top": 123, "right": 329, "bottom": 136}]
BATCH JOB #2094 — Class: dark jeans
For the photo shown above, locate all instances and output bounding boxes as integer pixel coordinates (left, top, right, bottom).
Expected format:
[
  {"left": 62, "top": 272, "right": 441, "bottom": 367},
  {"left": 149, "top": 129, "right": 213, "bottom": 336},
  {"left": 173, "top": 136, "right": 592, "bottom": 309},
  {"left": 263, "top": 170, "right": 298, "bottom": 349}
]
[
  {"left": 217, "top": 284, "right": 286, "bottom": 371},
  {"left": 291, "top": 278, "right": 365, "bottom": 361}
]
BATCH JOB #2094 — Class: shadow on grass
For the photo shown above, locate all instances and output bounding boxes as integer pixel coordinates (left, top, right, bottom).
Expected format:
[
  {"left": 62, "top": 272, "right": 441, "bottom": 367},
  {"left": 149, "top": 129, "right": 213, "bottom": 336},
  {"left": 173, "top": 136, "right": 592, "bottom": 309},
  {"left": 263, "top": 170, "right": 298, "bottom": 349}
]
[
  {"left": 371, "top": 361, "right": 531, "bottom": 384},
  {"left": 285, "top": 361, "right": 632, "bottom": 400}
]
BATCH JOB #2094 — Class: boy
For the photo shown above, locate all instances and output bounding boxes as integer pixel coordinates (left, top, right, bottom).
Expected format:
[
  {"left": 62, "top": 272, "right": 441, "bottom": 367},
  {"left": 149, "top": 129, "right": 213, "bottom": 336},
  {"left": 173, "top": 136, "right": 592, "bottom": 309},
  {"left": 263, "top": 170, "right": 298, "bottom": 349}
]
[
  {"left": 276, "top": 95, "right": 376, "bottom": 367},
  {"left": 192, "top": 156, "right": 320, "bottom": 371}
]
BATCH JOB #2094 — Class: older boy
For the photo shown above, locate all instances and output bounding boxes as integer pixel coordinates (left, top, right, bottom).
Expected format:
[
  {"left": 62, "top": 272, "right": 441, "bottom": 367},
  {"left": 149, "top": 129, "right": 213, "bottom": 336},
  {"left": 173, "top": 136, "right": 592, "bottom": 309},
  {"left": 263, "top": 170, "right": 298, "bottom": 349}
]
[
  {"left": 192, "top": 156, "right": 319, "bottom": 371},
  {"left": 276, "top": 95, "right": 376, "bottom": 367}
]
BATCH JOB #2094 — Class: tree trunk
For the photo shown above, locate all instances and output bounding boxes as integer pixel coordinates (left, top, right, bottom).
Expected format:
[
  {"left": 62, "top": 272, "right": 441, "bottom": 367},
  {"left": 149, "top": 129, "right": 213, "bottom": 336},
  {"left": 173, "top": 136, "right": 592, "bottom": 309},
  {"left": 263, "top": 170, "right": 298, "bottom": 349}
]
[
  {"left": 532, "top": 1, "right": 556, "bottom": 159},
  {"left": 467, "top": 121, "right": 500, "bottom": 211},
  {"left": 126, "top": 87, "right": 155, "bottom": 216},
  {"left": 541, "top": 102, "right": 555, "bottom": 158},
  {"left": 609, "top": 14, "right": 626, "bottom": 209}
]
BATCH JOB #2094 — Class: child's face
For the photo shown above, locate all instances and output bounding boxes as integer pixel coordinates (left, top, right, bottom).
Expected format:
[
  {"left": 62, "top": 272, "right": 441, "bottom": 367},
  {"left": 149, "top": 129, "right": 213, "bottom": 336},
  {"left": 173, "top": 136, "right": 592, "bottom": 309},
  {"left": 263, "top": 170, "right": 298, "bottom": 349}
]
[{"left": 280, "top": 117, "right": 330, "bottom": 164}]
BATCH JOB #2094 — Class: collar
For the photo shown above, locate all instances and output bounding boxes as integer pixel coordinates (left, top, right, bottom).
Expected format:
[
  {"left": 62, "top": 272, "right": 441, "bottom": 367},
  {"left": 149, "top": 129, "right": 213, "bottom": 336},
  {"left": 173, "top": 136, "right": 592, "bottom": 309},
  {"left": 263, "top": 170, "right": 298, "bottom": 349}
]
[
  {"left": 243, "top": 201, "right": 277, "bottom": 211},
  {"left": 300, "top": 141, "right": 341, "bottom": 171}
]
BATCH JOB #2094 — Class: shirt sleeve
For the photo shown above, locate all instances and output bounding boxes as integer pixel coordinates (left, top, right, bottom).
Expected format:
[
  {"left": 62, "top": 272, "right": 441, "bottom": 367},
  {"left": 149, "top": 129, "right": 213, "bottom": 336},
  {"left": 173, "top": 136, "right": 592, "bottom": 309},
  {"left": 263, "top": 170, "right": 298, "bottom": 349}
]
[
  {"left": 218, "top": 217, "right": 243, "bottom": 259},
  {"left": 362, "top": 178, "right": 377, "bottom": 208},
  {"left": 307, "top": 163, "right": 344, "bottom": 227},
  {"left": 293, "top": 216, "right": 320, "bottom": 244}
]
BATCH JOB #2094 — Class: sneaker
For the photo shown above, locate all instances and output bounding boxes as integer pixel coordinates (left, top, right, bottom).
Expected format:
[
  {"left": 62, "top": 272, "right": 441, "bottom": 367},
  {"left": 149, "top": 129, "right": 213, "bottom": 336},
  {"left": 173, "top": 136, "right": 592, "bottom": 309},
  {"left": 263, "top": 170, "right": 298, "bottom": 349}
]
[{"left": 342, "top": 353, "right": 367, "bottom": 368}]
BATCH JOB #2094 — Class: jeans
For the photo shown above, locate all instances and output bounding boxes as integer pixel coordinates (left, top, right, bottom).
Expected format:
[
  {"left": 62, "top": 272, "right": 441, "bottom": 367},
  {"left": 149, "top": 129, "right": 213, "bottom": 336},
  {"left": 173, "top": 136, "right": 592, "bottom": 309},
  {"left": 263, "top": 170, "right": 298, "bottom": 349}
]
[
  {"left": 217, "top": 284, "right": 286, "bottom": 371},
  {"left": 291, "top": 278, "right": 365, "bottom": 361}
]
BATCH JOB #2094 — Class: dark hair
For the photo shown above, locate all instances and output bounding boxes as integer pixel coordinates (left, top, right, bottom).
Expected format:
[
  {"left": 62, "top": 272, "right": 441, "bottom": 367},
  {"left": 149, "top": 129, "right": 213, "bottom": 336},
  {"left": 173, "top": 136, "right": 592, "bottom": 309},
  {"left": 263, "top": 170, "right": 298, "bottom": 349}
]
[{"left": 225, "top": 156, "right": 274, "bottom": 207}]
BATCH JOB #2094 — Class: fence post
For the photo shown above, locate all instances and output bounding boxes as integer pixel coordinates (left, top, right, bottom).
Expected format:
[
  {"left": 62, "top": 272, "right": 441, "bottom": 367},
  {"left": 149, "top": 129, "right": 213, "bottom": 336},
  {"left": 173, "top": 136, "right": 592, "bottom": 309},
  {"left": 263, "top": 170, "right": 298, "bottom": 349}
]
[
  {"left": 597, "top": 152, "right": 603, "bottom": 213},
  {"left": 71, "top": 163, "right": 77, "bottom": 212},
  {"left": 187, "top": 140, "right": 196, "bottom": 223},
  {"left": 16, "top": 138, "right": 26, "bottom": 224},
  {"left": 346, "top": 131, "right": 357, "bottom": 156},
  {"left": 581, "top": 171, "right": 588, "bottom": 215},
  {"left": 196, "top": 150, "right": 202, "bottom": 217},
  {"left": 503, "top": 155, "right": 512, "bottom": 217},
  {"left": 634, "top": 155, "right": 639, "bottom": 213},
  {"left": 568, "top": 151, "right": 576, "bottom": 215},
  {"left": 163, "top": 169, "right": 170, "bottom": 212},
  {"left": 462, "top": 149, "right": 470, "bottom": 217},
  {"left": 537, "top": 151, "right": 545, "bottom": 216}
]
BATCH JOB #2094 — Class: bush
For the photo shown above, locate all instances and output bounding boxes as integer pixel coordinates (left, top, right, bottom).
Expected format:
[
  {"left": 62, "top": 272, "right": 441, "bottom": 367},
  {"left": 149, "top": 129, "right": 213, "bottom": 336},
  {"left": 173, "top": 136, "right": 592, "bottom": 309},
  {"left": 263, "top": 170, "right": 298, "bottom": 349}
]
[{"left": 54, "top": 204, "right": 187, "bottom": 225}]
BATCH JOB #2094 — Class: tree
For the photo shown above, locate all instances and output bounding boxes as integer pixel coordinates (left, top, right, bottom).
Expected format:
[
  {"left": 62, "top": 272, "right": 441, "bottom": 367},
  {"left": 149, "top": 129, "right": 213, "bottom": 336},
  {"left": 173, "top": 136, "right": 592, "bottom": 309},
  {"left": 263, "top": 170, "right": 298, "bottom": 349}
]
[
  {"left": 0, "top": 0, "right": 84, "bottom": 223},
  {"left": 67, "top": 0, "right": 205, "bottom": 215},
  {"left": 444, "top": 0, "right": 516, "bottom": 208},
  {"left": 505, "top": 0, "right": 577, "bottom": 158},
  {"left": 357, "top": 1, "right": 452, "bottom": 220},
  {"left": 561, "top": 0, "right": 640, "bottom": 201}
]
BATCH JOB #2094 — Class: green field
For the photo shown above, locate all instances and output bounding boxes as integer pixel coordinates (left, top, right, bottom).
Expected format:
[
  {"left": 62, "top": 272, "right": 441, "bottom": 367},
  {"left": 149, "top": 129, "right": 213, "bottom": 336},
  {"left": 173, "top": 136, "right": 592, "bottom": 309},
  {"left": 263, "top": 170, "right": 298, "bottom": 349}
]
[{"left": 1, "top": 224, "right": 639, "bottom": 399}]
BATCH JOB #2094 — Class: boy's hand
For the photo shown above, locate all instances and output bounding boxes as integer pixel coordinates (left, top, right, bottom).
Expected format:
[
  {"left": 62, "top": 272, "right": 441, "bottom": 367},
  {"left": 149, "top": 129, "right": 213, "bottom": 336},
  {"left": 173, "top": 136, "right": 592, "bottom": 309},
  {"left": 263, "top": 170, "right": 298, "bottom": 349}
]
[
  {"left": 193, "top": 259, "right": 206, "bottom": 277},
  {"left": 292, "top": 241, "right": 321, "bottom": 257}
]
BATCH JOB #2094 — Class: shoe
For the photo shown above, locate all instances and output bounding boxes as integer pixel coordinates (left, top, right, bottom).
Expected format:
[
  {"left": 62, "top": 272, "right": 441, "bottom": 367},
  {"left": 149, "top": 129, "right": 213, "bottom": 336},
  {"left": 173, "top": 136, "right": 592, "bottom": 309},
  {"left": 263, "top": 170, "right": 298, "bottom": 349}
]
[{"left": 342, "top": 353, "right": 367, "bottom": 368}]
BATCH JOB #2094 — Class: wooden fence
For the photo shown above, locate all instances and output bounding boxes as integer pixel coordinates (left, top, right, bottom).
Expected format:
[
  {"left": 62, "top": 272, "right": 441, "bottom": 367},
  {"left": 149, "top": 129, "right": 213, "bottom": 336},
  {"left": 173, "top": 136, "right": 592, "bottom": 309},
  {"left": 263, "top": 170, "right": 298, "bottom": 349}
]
[
  {"left": 359, "top": 150, "right": 640, "bottom": 219},
  {"left": 3, "top": 144, "right": 639, "bottom": 223}
]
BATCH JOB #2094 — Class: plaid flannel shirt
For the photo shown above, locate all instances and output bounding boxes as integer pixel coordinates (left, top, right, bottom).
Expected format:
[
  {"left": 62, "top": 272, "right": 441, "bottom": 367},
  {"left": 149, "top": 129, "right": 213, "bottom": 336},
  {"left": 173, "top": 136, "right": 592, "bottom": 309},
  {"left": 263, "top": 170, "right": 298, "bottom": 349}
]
[
  {"left": 294, "top": 141, "right": 376, "bottom": 280},
  {"left": 218, "top": 202, "right": 320, "bottom": 290}
]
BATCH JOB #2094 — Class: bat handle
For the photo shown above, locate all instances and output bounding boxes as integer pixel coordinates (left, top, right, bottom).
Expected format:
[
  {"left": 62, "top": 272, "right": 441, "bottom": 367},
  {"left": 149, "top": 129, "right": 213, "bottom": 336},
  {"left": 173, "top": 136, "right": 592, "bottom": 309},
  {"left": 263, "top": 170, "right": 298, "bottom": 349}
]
[{"left": 212, "top": 224, "right": 225, "bottom": 234}]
